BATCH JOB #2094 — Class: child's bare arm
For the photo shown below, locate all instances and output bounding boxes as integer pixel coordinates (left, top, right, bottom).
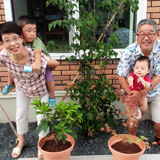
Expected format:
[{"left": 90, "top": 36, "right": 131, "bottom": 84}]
[
  {"left": 128, "top": 76, "right": 134, "bottom": 88},
  {"left": 140, "top": 77, "right": 151, "bottom": 89},
  {"left": 31, "top": 49, "right": 42, "bottom": 72},
  {"left": 47, "top": 59, "right": 59, "bottom": 71}
]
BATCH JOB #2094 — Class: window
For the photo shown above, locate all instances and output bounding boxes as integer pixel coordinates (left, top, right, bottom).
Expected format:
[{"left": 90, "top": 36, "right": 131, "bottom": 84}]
[
  {"left": 8, "top": 0, "right": 69, "bottom": 54},
  {"left": 79, "top": 2, "right": 137, "bottom": 48},
  {"left": 4, "top": 0, "right": 147, "bottom": 59}
]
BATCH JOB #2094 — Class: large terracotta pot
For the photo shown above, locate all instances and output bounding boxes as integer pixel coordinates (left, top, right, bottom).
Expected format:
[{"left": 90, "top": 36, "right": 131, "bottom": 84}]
[
  {"left": 38, "top": 134, "right": 75, "bottom": 160},
  {"left": 108, "top": 134, "right": 145, "bottom": 160}
]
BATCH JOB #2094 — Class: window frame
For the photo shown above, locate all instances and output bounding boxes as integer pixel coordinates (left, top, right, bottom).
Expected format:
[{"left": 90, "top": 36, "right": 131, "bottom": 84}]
[{"left": 4, "top": 0, "right": 147, "bottom": 60}]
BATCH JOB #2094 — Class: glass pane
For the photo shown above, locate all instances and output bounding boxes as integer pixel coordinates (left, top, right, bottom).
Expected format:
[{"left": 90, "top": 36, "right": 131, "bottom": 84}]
[
  {"left": 79, "top": 1, "right": 137, "bottom": 49},
  {"left": 12, "top": 0, "right": 69, "bottom": 53},
  {"left": 113, "top": 8, "right": 137, "bottom": 48},
  {"left": 11, "top": 0, "right": 137, "bottom": 52}
]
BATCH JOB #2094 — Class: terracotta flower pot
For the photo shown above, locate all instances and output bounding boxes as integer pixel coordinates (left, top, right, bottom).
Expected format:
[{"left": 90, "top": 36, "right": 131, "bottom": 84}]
[
  {"left": 38, "top": 134, "right": 75, "bottom": 160},
  {"left": 108, "top": 134, "right": 145, "bottom": 160}
]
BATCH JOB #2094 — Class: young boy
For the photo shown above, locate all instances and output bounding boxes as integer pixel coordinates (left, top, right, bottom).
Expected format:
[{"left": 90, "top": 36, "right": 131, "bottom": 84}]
[
  {"left": 1, "top": 15, "right": 56, "bottom": 107},
  {"left": 127, "top": 56, "right": 152, "bottom": 117}
]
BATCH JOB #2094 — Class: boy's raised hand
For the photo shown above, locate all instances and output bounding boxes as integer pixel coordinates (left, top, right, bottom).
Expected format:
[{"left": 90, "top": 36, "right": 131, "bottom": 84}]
[
  {"left": 31, "top": 61, "right": 41, "bottom": 72},
  {"left": 32, "top": 49, "right": 42, "bottom": 72}
]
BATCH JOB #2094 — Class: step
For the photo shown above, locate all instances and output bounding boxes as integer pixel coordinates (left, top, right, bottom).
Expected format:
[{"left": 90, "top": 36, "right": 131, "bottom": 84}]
[{"left": 18, "top": 154, "right": 160, "bottom": 160}]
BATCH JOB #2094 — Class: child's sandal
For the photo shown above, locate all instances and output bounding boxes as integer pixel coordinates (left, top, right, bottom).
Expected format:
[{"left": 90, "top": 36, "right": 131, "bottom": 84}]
[
  {"left": 49, "top": 97, "right": 56, "bottom": 107},
  {"left": 1, "top": 84, "right": 15, "bottom": 95}
]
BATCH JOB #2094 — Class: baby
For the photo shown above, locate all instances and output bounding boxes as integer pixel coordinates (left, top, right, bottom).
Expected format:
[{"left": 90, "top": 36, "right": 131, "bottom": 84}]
[{"left": 128, "top": 55, "right": 151, "bottom": 117}]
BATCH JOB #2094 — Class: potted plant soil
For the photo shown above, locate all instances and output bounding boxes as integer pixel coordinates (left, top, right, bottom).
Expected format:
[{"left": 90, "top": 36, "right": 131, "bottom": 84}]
[
  {"left": 108, "top": 134, "right": 145, "bottom": 160},
  {"left": 30, "top": 97, "right": 83, "bottom": 160},
  {"left": 103, "top": 122, "right": 147, "bottom": 160}
]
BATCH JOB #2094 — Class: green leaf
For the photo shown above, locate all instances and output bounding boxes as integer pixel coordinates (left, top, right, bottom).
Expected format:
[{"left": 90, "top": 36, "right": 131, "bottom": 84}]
[
  {"left": 48, "top": 122, "right": 54, "bottom": 132},
  {"left": 140, "top": 135, "right": 148, "bottom": 141},
  {"left": 70, "top": 132, "right": 77, "bottom": 139},
  {"left": 136, "top": 138, "right": 142, "bottom": 144},
  {"left": 64, "top": 129, "right": 73, "bottom": 133},
  {"left": 61, "top": 134, "right": 67, "bottom": 144},
  {"left": 41, "top": 120, "right": 49, "bottom": 132},
  {"left": 54, "top": 125, "right": 62, "bottom": 130},
  {"left": 36, "top": 123, "right": 44, "bottom": 135},
  {"left": 58, "top": 134, "right": 62, "bottom": 141}
]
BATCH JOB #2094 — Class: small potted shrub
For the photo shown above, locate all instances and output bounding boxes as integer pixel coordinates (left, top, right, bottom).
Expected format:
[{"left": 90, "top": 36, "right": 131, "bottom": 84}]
[
  {"left": 101, "top": 89, "right": 150, "bottom": 160},
  {"left": 108, "top": 133, "right": 146, "bottom": 160},
  {"left": 30, "top": 97, "right": 83, "bottom": 160}
]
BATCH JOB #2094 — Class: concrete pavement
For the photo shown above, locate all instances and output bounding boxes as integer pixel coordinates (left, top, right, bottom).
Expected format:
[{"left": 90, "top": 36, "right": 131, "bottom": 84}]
[{"left": 18, "top": 154, "right": 160, "bottom": 160}]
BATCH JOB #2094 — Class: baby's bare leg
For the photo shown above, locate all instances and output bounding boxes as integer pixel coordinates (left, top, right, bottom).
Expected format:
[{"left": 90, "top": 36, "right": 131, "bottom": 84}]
[{"left": 139, "top": 96, "right": 148, "bottom": 117}]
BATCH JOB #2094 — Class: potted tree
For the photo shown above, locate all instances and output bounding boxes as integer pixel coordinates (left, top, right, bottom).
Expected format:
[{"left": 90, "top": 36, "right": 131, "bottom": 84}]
[
  {"left": 30, "top": 97, "right": 83, "bottom": 160},
  {"left": 45, "top": 0, "right": 139, "bottom": 138},
  {"left": 108, "top": 134, "right": 145, "bottom": 160},
  {"left": 104, "top": 89, "right": 150, "bottom": 160}
]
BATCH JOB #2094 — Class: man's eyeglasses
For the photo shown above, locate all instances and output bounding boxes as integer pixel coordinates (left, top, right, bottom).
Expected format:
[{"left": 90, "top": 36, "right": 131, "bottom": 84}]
[
  {"left": 136, "top": 32, "right": 156, "bottom": 39},
  {"left": 2, "top": 36, "right": 21, "bottom": 44}
]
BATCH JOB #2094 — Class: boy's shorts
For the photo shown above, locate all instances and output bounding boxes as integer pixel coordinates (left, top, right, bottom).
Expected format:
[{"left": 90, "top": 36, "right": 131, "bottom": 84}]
[
  {"left": 45, "top": 66, "right": 54, "bottom": 82},
  {"left": 148, "top": 94, "right": 160, "bottom": 123}
]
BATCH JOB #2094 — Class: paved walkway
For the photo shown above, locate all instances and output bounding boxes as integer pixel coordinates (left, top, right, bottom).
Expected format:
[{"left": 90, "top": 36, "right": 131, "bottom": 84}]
[{"left": 18, "top": 154, "right": 160, "bottom": 160}]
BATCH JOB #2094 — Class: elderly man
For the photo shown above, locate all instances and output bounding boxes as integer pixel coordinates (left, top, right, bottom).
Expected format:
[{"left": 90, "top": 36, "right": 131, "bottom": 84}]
[{"left": 117, "top": 18, "right": 160, "bottom": 145}]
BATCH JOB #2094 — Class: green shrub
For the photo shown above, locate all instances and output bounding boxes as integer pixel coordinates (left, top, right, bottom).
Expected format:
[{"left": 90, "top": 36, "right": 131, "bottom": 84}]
[{"left": 46, "top": 0, "right": 139, "bottom": 138}]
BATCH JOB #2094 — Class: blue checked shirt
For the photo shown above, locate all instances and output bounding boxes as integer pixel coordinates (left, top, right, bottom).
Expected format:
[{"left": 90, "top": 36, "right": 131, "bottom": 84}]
[{"left": 117, "top": 39, "right": 160, "bottom": 97}]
